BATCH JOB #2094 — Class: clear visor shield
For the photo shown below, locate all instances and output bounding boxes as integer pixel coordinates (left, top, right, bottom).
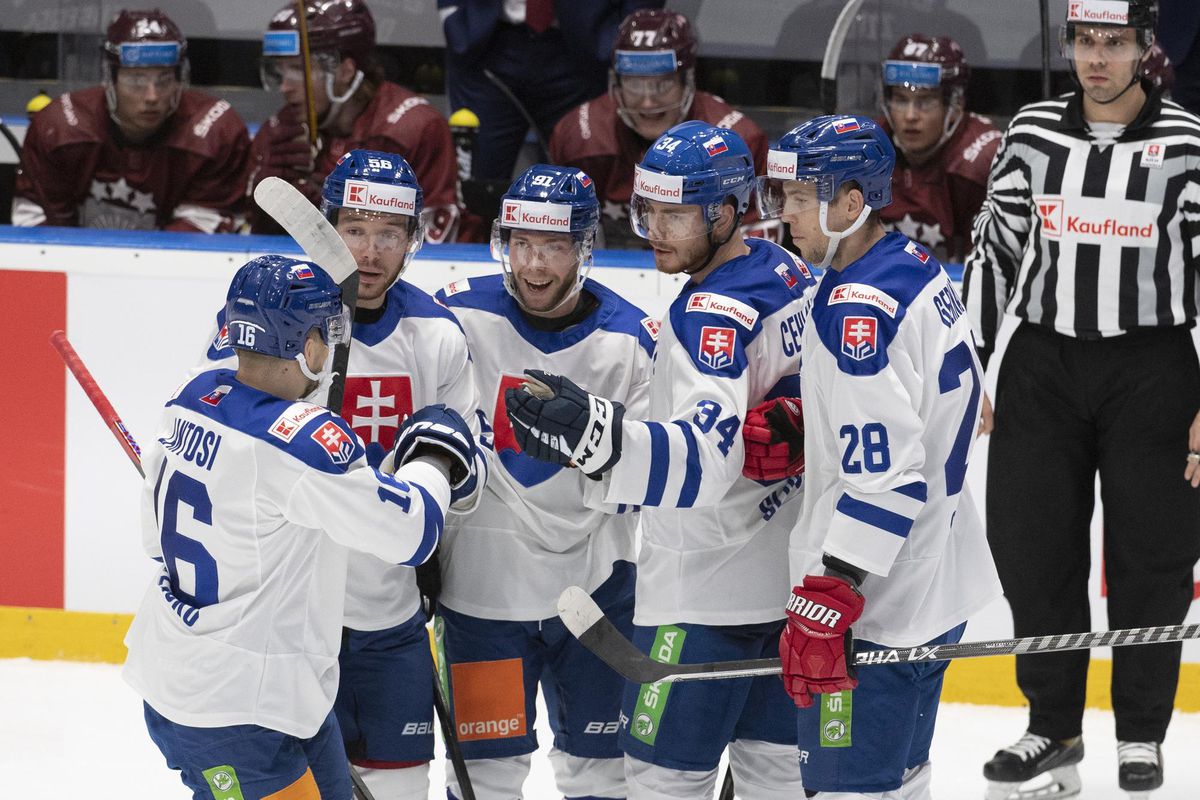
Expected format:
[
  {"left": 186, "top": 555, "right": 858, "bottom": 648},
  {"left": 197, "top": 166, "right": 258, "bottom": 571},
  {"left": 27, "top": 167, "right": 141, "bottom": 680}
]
[
  {"left": 259, "top": 53, "right": 337, "bottom": 92},
  {"left": 1059, "top": 25, "right": 1145, "bottom": 64},
  {"left": 490, "top": 220, "right": 589, "bottom": 271},
  {"left": 335, "top": 210, "right": 422, "bottom": 257},
  {"left": 754, "top": 174, "right": 830, "bottom": 220},
  {"left": 610, "top": 68, "right": 692, "bottom": 119},
  {"left": 629, "top": 194, "right": 712, "bottom": 241}
]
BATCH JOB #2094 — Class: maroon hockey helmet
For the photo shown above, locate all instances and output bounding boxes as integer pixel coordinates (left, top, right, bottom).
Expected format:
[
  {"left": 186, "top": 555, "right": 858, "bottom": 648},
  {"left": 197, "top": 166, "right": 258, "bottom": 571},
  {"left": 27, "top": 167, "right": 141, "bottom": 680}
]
[
  {"left": 102, "top": 9, "right": 188, "bottom": 71},
  {"left": 882, "top": 34, "right": 970, "bottom": 101},
  {"left": 264, "top": 0, "right": 376, "bottom": 67},
  {"left": 612, "top": 9, "right": 697, "bottom": 76},
  {"left": 1140, "top": 41, "right": 1174, "bottom": 93}
]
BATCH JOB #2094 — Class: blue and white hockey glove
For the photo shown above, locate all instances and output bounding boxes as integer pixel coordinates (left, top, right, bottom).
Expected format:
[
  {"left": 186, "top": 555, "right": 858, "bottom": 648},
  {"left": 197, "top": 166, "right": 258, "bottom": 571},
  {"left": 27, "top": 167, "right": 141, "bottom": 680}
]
[
  {"left": 504, "top": 369, "right": 625, "bottom": 477},
  {"left": 388, "top": 404, "right": 478, "bottom": 506}
]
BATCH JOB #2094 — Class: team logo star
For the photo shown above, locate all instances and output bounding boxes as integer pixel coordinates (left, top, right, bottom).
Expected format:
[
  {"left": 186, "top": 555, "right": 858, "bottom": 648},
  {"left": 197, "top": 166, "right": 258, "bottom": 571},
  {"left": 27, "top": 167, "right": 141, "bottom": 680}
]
[
  {"left": 129, "top": 187, "right": 156, "bottom": 215},
  {"left": 891, "top": 214, "right": 945, "bottom": 251}
]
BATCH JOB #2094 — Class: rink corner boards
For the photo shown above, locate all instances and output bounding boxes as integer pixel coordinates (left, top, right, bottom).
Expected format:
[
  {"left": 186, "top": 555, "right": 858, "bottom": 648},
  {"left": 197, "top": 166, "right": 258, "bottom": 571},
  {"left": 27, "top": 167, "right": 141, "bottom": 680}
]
[{"left": 1, "top": 604, "right": 1198, "bottom": 712}]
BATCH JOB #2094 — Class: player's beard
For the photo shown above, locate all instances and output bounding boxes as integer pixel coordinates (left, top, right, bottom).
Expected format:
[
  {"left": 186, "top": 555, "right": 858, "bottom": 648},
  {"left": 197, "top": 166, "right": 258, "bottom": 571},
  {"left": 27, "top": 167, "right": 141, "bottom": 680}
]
[
  {"left": 649, "top": 233, "right": 710, "bottom": 275},
  {"left": 513, "top": 270, "right": 577, "bottom": 316}
]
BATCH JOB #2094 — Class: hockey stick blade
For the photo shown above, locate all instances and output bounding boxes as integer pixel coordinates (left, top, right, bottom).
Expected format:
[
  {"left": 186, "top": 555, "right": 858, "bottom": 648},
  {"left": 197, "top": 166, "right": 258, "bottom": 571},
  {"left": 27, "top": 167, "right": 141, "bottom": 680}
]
[
  {"left": 252, "top": 176, "right": 359, "bottom": 413},
  {"left": 253, "top": 177, "right": 357, "bottom": 283},
  {"left": 558, "top": 586, "right": 1200, "bottom": 684}
]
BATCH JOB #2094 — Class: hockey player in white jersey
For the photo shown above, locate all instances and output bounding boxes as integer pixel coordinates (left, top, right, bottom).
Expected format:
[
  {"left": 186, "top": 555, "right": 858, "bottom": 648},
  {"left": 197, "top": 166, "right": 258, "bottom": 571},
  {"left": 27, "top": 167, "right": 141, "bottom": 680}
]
[
  {"left": 743, "top": 115, "right": 1002, "bottom": 799},
  {"left": 123, "top": 254, "right": 479, "bottom": 799},
  {"left": 505, "top": 122, "right": 815, "bottom": 800},
  {"left": 200, "top": 150, "right": 486, "bottom": 799},
  {"left": 433, "top": 164, "right": 655, "bottom": 800}
]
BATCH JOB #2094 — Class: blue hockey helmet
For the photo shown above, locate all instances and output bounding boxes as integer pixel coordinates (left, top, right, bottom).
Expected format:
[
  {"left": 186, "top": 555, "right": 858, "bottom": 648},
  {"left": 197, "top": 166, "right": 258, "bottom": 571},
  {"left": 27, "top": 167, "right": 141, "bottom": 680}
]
[
  {"left": 758, "top": 115, "right": 895, "bottom": 267},
  {"left": 322, "top": 148, "right": 424, "bottom": 271},
  {"left": 491, "top": 164, "right": 600, "bottom": 311},
  {"left": 225, "top": 255, "right": 349, "bottom": 362},
  {"left": 630, "top": 120, "right": 754, "bottom": 241}
]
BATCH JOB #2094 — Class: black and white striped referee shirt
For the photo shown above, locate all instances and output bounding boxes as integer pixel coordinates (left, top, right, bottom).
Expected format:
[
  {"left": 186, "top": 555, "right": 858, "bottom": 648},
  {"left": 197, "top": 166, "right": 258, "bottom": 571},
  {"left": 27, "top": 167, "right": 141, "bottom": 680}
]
[{"left": 962, "top": 87, "right": 1200, "bottom": 368}]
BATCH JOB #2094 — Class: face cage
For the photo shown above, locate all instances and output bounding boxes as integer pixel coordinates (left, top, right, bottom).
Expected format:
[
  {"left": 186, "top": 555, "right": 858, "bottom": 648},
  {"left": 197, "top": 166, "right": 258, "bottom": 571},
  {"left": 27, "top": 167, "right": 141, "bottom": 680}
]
[
  {"left": 323, "top": 204, "right": 425, "bottom": 275},
  {"left": 629, "top": 194, "right": 728, "bottom": 242},
  {"left": 610, "top": 69, "right": 696, "bottom": 132},
  {"left": 490, "top": 220, "right": 595, "bottom": 304},
  {"left": 103, "top": 58, "right": 188, "bottom": 120}
]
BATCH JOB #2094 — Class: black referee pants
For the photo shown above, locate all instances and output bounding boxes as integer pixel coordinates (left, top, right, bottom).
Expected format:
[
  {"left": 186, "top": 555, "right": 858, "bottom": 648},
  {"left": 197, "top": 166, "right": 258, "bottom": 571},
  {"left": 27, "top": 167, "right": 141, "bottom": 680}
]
[{"left": 988, "top": 322, "right": 1200, "bottom": 743}]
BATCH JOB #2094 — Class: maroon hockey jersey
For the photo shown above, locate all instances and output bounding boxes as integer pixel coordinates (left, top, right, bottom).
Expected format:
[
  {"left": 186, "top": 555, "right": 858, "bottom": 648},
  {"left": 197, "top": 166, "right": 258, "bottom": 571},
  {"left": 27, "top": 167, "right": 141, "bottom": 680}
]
[
  {"left": 879, "top": 112, "right": 1002, "bottom": 263},
  {"left": 249, "top": 82, "right": 457, "bottom": 231},
  {"left": 13, "top": 86, "right": 251, "bottom": 232},
  {"left": 549, "top": 91, "right": 770, "bottom": 247}
]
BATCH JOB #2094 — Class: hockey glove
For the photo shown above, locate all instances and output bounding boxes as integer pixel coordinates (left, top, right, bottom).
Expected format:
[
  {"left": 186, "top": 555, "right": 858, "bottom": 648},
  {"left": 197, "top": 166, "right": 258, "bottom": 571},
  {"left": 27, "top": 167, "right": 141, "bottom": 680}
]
[
  {"left": 388, "top": 404, "right": 478, "bottom": 506},
  {"left": 742, "top": 397, "right": 804, "bottom": 482},
  {"left": 504, "top": 369, "right": 625, "bottom": 477},
  {"left": 779, "top": 575, "right": 864, "bottom": 708}
]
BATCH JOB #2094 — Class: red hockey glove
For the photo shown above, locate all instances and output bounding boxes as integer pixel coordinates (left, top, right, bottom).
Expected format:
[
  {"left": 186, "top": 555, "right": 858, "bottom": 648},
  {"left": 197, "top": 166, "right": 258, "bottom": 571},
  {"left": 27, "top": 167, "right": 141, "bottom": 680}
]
[
  {"left": 742, "top": 397, "right": 804, "bottom": 481},
  {"left": 779, "top": 575, "right": 864, "bottom": 708}
]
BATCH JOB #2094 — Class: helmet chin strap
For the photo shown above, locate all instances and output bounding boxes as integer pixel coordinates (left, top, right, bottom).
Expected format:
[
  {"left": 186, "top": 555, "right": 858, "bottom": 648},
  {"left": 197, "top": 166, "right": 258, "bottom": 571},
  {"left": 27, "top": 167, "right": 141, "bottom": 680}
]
[
  {"left": 320, "top": 69, "right": 364, "bottom": 129},
  {"left": 816, "top": 202, "right": 872, "bottom": 269}
]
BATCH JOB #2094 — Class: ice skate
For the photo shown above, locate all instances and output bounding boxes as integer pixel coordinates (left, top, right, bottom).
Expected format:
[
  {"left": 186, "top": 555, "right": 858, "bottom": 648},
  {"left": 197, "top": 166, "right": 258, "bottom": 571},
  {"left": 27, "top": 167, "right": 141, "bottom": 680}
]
[
  {"left": 982, "top": 732, "right": 1083, "bottom": 800},
  {"left": 1117, "top": 741, "right": 1162, "bottom": 799}
]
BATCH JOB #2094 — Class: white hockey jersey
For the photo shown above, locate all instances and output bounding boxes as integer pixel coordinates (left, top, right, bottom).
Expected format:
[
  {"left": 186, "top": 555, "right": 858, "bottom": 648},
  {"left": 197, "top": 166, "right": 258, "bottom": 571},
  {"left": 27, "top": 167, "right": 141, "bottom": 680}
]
[
  {"left": 795, "top": 232, "right": 1002, "bottom": 647},
  {"left": 122, "top": 369, "right": 450, "bottom": 739},
  {"left": 435, "top": 274, "right": 655, "bottom": 621},
  {"left": 587, "top": 238, "right": 817, "bottom": 626},
  {"left": 200, "top": 279, "right": 485, "bottom": 631}
]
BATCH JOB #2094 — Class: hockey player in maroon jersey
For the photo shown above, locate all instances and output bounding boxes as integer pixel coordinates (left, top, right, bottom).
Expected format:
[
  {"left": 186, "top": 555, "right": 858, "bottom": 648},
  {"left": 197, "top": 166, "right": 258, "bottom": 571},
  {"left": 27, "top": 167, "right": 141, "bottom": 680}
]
[
  {"left": 252, "top": 0, "right": 461, "bottom": 242},
  {"left": 11, "top": 9, "right": 250, "bottom": 232},
  {"left": 877, "top": 34, "right": 1002, "bottom": 263},
  {"left": 549, "top": 9, "right": 772, "bottom": 248}
]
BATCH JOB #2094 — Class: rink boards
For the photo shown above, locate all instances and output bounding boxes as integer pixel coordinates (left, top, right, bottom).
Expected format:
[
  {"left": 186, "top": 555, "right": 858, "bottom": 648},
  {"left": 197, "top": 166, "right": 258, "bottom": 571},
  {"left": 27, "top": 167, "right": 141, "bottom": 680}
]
[{"left": 0, "top": 226, "right": 1196, "bottom": 710}]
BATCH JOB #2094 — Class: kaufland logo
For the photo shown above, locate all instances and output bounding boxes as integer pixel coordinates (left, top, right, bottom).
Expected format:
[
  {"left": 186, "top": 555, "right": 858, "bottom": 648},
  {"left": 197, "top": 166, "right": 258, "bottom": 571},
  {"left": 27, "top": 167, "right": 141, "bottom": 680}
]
[
  {"left": 767, "top": 150, "right": 798, "bottom": 180},
  {"left": 499, "top": 199, "right": 571, "bottom": 231},
  {"left": 828, "top": 283, "right": 899, "bottom": 317},
  {"left": 1035, "top": 195, "right": 1157, "bottom": 244},
  {"left": 633, "top": 166, "right": 684, "bottom": 203},
  {"left": 1067, "top": 1, "right": 1128, "bottom": 24},
  {"left": 343, "top": 180, "right": 417, "bottom": 214}
]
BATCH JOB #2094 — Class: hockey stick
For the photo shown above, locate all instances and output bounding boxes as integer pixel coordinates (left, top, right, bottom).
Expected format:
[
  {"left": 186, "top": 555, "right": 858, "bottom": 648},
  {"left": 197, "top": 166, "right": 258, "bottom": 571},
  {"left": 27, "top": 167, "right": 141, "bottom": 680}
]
[
  {"left": 559, "top": 586, "right": 1200, "bottom": 684},
  {"left": 294, "top": 0, "right": 320, "bottom": 150},
  {"left": 252, "top": 175, "right": 358, "bottom": 414},
  {"left": 818, "top": 0, "right": 869, "bottom": 114},
  {"left": 50, "top": 331, "right": 144, "bottom": 478},
  {"left": 50, "top": 329, "right": 379, "bottom": 800},
  {"left": 252, "top": 175, "right": 477, "bottom": 798}
]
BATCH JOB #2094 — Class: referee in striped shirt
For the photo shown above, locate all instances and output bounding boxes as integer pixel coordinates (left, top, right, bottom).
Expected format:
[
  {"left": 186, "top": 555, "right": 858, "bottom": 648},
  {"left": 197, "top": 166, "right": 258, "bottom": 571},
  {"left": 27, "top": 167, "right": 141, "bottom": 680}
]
[{"left": 963, "top": 0, "right": 1200, "bottom": 794}]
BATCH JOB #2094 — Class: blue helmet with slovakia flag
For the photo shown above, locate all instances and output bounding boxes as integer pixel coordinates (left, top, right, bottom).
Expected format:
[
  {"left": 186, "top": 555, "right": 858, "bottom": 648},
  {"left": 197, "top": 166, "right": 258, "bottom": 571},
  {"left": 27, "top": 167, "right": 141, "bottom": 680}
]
[
  {"left": 757, "top": 115, "right": 895, "bottom": 267},
  {"left": 321, "top": 148, "right": 424, "bottom": 271},
  {"left": 630, "top": 120, "right": 755, "bottom": 241},
  {"left": 224, "top": 254, "right": 349, "bottom": 361},
  {"left": 491, "top": 163, "right": 600, "bottom": 309}
]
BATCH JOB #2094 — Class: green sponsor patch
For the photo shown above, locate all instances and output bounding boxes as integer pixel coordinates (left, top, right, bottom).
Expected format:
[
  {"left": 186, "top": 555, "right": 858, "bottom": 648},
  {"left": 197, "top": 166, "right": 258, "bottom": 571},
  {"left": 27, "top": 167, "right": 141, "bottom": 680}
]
[
  {"left": 202, "top": 765, "right": 244, "bottom": 800},
  {"left": 629, "top": 625, "right": 686, "bottom": 746},
  {"left": 819, "top": 690, "right": 852, "bottom": 748}
]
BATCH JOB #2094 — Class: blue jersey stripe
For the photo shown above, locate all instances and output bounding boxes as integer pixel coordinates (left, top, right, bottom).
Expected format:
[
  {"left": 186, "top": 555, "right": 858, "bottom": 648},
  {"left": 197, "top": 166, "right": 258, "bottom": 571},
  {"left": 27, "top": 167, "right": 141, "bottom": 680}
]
[
  {"left": 643, "top": 422, "right": 671, "bottom": 506},
  {"left": 406, "top": 481, "right": 444, "bottom": 567},
  {"left": 673, "top": 420, "right": 702, "bottom": 508},
  {"left": 892, "top": 481, "right": 929, "bottom": 502},
  {"left": 835, "top": 493, "right": 915, "bottom": 539}
]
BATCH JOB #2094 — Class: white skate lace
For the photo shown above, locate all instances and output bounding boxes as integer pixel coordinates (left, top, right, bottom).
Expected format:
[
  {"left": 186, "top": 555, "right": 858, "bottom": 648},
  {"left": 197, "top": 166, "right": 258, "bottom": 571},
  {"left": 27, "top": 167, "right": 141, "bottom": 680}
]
[
  {"left": 1003, "top": 732, "right": 1054, "bottom": 762},
  {"left": 1117, "top": 741, "right": 1159, "bottom": 766}
]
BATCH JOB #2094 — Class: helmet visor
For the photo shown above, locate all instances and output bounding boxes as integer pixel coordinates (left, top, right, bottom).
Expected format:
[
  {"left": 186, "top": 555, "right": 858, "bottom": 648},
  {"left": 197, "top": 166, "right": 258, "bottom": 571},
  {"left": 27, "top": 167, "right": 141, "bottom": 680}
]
[
  {"left": 755, "top": 175, "right": 827, "bottom": 220},
  {"left": 1059, "top": 25, "right": 1144, "bottom": 63},
  {"left": 629, "top": 195, "right": 710, "bottom": 241}
]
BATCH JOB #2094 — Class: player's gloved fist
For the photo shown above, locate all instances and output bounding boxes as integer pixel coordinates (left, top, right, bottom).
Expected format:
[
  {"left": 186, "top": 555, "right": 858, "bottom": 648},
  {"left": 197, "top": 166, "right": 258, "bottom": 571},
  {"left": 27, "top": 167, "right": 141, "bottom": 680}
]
[
  {"left": 387, "top": 404, "right": 478, "bottom": 506},
  {"left": 779, "top": 575, "right": 864, "bottom": 708},
  {"left": 504, "top": 369, "right": 625, "bottom": 476},
  {"left": 742, "top": 397, "right": 804, "bottom": 482}
]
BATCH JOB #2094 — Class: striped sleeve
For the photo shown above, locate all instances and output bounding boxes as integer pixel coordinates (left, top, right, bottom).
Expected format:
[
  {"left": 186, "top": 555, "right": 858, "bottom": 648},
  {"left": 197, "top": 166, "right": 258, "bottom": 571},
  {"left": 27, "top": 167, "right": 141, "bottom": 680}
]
[
  {"left": 961, "top": 115, "right": 1035, "bottom": 367},
  {"left": 599, "top": 334, "right": 747, "bottom": 510}
]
